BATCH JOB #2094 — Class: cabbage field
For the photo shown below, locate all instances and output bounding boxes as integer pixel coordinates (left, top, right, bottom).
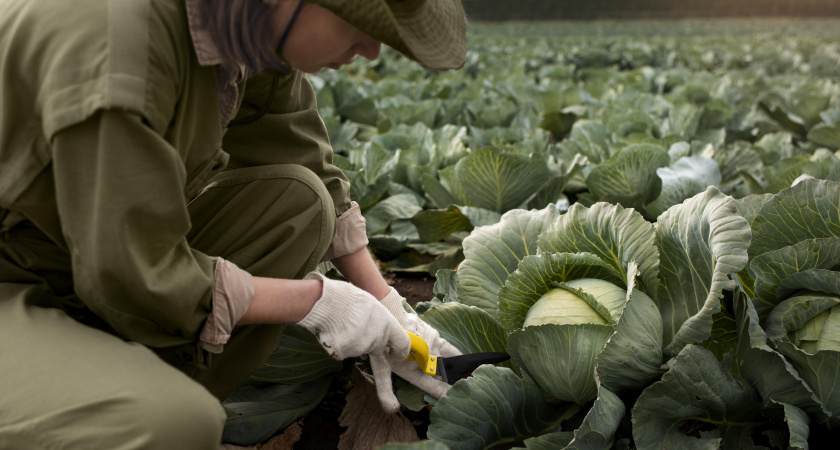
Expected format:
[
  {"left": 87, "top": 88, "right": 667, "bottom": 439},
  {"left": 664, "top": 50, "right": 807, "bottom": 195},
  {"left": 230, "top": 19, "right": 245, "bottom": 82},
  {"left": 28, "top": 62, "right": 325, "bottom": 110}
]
[{"left": 222, "top": 21, "right": 840, "bottom": 449}]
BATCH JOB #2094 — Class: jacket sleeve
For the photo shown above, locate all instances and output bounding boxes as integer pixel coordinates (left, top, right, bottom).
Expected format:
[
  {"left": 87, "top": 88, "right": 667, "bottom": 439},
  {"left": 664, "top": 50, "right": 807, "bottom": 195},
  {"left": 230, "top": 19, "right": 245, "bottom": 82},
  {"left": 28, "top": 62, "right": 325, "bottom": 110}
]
[
  {"left": 220, "top": 69, "right": 368, "bottom": 259},
  {"left": 51, "top": 109, "right": 230, "bottom": 348}
]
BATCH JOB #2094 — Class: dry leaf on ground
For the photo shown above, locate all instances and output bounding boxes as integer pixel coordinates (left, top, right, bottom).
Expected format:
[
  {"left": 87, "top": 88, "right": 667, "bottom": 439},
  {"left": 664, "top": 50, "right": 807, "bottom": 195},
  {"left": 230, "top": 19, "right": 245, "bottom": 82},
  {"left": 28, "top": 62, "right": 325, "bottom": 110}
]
[
  {"left": 337, "top": 369, "right": 420, "bottom": 450},
  {"left": 257, "top": 421, "right": 303, "bottom": 450}
]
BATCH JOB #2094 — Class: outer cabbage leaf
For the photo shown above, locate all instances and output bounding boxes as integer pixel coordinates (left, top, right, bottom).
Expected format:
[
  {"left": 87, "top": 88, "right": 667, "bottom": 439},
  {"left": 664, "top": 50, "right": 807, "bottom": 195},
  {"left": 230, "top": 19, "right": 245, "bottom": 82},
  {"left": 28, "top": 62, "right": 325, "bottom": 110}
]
[
  {"left": 764, "top": 293, "right": 840, "bottom": 425},
  {"left": 734, "top": 194, "right": 774, "bottom": 226},
  {"left": 597, "top": 262, "right": 664, "bottom": 393},
  {"left": 748, "top": 179, "right": 840, "bottom": 259},
  {"left": 776, "top": 268, "right": 840, "bottom": 300},
  {"left": 364, "top": 194, "right": 424, "bottom": 235},
  {"left": 662, "top": 104, "right": 704, "bottom": 140},
  {"left": 513, "top": 433, "right": 574, "bottom": 450},
  {"left": 735, "top": 291, "right": 831, "bottom": 426},
  {"left": 750, "top": 238, "right": 840, "bottom": 319},
  {"left": 763, "top": 157, "right": 823, "bottom": 195},
  {"left": 527, "top": 153, "right": 587, "bottom": 210},
  {"left": 420, "top": 303, "right": 510, "bottom": 363},
  {"left": 808, "top": 123, "right": 840, "bottom": 150},
  {"left": 561, "top": 120, "right": 612, "bottom": 164},
  {"left": 412, "top": 206, "right": 474, "bottom": 243},
  {"left": 733, "top": 194, "right": 774, "bottom": 297},
  {"left": 631, "top": 345, "right": 766, "bottom": 450},
  {"left": 455, "top": 147, "right": 551, "bottom": 213},
  {"left": 498, "top": 253, "right": 625, "bottom": 331},
  {"left": 458, "top": 206, "right": 562, "bottom": 317},
  {"left": 780, "top": 402, "right": 811, "bottom": 450},
  {"left": 713, "top": 142, "right": 763, "bottom": 193},
  {"left": 655, "top": 187, "right": 751, "bottom": 356},
  {"left": 645, "top": 156, "right": 722, "bottom": 219},
  {"left": 564, "top": 373, "right": 625, "bottom": 450},
  {"left": 508, "top": 324, "right": 614, "bottom": 404},
  {"left": 412, "top": 206, "right": 502, "bottom": 243},
  {"left": 422, "top": 172, "right": 459, "bottom": 209},
  {"left": 537, "top": 202, "right": 659, "bottom": 296},
  {"left": 249, "top": 324, "right": 342, "bottom": 384},
  {"left": 221, "top": 376, "right": 332, "bottom": 446},
  {"left": 585, "top": 144, "right": 670, "bottom": 211},
  {"left": 427, "top": 366, "right": 576, "bottom": 450}
]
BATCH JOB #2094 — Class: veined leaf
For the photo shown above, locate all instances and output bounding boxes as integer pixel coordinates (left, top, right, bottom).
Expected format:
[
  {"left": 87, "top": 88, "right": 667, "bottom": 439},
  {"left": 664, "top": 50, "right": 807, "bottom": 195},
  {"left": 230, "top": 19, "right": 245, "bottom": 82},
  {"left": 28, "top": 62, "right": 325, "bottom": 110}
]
[
  {"left": 537, "top": 202, "right": 659, "bottom": 297},
  {"left": 222, "top": 376, "right": 332, "bottom": 446},
  {"left": 455, "top": 147, "right": 551, "bottom": 213},
  {"left": 808, "top": 124, "right": 840, "bottom": 150},
  {"left": 734, "top": 292, "right": 830, "bottom": 426},
  {"left": 458, "top": 206, "right": 562, "bottom": 317},
  {"left": 763, "top": 157, "right": 823, "bottom": 195},
  {"left": 764, "top": 293, "right": 840, "bottom": 426},
  {"left": 631, "top": 345, "right": 765, "bottom": 450},
  {"left": 748, "top": 179, "right": 840, "bottom": 259},
  {"left": 364, "top": 194, "right": 424, "bottom": 235},
  {"left": 564, "top": 372, "right": 625, "bottom": 450},
  {"left": 249, "top": 324, "right": 342, "bottom": 384},
  {"left": 421, "top": 303, "right": 510, "bottom": 362},
  {"left": 427, "top": 366, "right": 578, "bottom": 450},
  {"left": 655, "top": 187, "right": 750, "bottom": 357},
  {"left": 586, "top": 144, "right": 670, "bottom": 211},
  {"left": 597, "top": 261, "right": 664, "bottom": 393},
  {"left": 751, "top": 238, "right": 840, "bottom": 319},
  {"left": 412, "top": 206, "right": 474, "bottom": 243},
  {"left": 646, "top": 156, "right": 722, "bottom": 219},
  {"left": 713, "top": 142, "right": 763, "bottom": 193},
  {"left": 564, "top": 120, "right": 612, "bottom": 164},
  {"left": 734, "top": 194, "right": 774, "bottom": 226}
]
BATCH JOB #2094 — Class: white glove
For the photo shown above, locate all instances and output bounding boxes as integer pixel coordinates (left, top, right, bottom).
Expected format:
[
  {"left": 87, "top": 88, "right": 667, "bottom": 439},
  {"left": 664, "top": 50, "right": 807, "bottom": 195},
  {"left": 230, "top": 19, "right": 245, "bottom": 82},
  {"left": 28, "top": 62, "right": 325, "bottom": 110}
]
[
  {"left": 379, "top": 288, "right": 462, "bottom": 403},
  {"left": 296, "top": 273, "right": 411, "bottom": 412}
]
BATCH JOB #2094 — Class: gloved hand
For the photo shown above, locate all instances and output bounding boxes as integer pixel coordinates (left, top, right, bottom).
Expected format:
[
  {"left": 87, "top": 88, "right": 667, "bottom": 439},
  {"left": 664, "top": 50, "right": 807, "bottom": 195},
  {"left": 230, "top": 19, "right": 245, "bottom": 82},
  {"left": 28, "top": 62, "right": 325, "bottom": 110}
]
[
  {"left": 379, "top": 288, "right": 462, "bottom": 406},
  {"left": 296, "top": 273, "right": 411, "bottom": 412}
]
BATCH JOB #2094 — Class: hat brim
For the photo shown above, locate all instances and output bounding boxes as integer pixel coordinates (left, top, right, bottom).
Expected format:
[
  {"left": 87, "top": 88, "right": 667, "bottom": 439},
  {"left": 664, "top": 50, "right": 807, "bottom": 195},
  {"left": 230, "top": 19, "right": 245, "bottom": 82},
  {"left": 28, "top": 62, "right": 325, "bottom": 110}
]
[{"left": 310, "top": 0, "right": 467, "bottom": 70}]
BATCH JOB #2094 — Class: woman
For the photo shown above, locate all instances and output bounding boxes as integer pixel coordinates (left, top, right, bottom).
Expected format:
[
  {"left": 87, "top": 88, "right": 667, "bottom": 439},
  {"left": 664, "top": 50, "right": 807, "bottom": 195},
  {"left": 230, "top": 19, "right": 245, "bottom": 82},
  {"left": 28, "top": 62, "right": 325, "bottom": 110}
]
[{"left": 0, "top": 0, "right": 466, "bottom": 448}]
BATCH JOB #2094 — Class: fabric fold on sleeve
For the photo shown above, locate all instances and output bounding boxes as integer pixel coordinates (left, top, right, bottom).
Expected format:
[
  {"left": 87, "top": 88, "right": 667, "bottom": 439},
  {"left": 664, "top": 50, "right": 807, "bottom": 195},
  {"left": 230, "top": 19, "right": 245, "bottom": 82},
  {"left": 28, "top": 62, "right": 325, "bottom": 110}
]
[
  {"left": 199, "top": 258, "right": 255, "bottom": 353},
  {"left": 321, "top": 201, "right": 369, "bottom": 261}
]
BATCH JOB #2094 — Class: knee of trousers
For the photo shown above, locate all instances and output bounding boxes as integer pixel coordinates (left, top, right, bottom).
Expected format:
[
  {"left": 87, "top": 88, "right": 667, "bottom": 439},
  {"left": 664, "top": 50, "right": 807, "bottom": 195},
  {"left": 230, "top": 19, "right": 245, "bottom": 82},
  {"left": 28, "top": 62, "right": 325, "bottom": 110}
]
[
  {"left": 188, "top": 164, "right": 337, "bottom": 279},
  {"left": 91, "top": 381, "right": 226, "bottom": 450}
]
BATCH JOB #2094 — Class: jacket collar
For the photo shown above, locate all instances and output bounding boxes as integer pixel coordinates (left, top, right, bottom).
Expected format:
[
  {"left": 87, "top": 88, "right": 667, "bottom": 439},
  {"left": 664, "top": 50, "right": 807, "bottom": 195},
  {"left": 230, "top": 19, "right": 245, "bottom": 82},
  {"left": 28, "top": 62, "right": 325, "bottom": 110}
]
[{"left": 185, "top": 0, "right": 247, "bottom": 81}]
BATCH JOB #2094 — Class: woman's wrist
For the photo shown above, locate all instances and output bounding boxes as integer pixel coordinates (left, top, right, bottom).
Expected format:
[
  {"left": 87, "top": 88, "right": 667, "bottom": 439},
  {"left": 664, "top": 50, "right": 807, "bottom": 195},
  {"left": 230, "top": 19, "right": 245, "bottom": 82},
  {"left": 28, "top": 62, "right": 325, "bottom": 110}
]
[
  {"left": 237, "top": 277, "right": 323, "bottom": 325},
  {"left": 331, "top": 247, "right": 391, "bottom": 300}
]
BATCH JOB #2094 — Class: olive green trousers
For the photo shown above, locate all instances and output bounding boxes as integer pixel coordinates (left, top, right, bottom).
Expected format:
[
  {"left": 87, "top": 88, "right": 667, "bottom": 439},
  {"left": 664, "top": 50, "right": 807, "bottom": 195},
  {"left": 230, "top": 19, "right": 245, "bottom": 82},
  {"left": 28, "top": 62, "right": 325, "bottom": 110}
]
[{"left": 0, "top": 164, "right": 336, "bottom": 450}]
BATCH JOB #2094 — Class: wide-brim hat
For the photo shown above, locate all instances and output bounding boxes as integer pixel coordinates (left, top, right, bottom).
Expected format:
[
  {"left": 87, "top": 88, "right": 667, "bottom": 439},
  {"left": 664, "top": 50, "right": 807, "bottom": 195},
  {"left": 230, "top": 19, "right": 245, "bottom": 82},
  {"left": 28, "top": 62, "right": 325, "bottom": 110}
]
[{"left": 308, "top": 0, "right": 467, "bottom": 70}]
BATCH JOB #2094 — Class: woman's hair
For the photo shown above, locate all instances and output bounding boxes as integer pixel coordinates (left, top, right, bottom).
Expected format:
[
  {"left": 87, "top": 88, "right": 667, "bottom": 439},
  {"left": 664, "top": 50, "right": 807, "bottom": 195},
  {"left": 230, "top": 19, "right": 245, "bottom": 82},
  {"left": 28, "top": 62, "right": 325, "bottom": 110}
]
[{"left": 199, "top": 0, "right": 289, "bottom": 74}]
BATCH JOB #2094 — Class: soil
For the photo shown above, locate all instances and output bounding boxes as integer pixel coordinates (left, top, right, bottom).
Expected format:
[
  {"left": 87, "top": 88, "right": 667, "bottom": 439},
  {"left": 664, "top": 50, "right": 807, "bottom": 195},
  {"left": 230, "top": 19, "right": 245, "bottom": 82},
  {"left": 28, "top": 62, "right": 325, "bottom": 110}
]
[{"left": 382, "top": 272, "right": 437, "bottom": 307}]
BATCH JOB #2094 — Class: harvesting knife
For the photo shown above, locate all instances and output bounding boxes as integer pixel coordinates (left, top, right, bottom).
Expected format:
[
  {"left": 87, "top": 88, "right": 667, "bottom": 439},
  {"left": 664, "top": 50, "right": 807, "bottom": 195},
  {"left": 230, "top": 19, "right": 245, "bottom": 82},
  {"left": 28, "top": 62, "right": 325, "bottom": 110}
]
[{"left": 404, "top": 331, "right": 510, "bottom": 384}]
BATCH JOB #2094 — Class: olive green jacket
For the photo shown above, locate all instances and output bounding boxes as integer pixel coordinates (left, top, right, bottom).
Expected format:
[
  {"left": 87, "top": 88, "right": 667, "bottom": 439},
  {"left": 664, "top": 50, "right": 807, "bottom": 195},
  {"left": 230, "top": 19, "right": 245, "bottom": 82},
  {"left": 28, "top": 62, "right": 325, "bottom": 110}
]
[{"left": 0, "top": 0, "right": 353, "bottom": 355}]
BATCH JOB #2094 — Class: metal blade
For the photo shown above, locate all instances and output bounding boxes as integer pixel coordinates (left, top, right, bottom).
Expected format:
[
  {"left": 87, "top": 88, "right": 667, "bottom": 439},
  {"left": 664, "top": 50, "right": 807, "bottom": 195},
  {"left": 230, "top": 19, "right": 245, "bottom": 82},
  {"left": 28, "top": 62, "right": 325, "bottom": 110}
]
[{"left": 437, "top": 352, "right": 510, "bottom": 384}]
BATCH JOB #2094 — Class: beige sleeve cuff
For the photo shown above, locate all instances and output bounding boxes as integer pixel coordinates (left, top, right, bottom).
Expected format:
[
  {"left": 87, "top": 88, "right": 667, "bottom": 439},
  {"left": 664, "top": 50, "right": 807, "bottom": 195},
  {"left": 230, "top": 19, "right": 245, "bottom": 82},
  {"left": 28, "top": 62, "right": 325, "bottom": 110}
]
[
  {"left": 321, "top": 201, "right": 369, "bottom": 261},
  {"left": 199, "top": 258, "right": 255, "bottom": 354}
]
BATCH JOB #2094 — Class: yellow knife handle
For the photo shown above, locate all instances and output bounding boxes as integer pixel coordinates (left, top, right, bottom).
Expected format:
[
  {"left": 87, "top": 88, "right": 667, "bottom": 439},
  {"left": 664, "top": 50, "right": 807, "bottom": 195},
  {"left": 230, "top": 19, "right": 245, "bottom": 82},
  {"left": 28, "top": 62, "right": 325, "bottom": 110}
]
[{"left": 404, "top": 330, "right": 437, "bottom": 376}]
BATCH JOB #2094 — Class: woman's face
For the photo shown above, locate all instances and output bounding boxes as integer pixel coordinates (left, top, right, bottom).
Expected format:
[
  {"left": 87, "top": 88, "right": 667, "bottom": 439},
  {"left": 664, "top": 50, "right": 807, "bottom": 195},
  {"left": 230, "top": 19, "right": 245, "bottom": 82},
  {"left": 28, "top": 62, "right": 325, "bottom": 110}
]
[{"left": 273, "top": 2, "right": 382, "bottom": 74}]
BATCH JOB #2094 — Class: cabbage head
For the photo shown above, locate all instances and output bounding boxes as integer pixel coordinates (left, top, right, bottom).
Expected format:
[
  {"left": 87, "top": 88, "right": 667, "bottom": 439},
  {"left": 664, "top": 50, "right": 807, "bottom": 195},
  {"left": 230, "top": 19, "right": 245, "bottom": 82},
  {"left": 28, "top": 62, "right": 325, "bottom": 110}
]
[
  {"left": 738, "top": 179, "right": 840, "bottom": 429},
  {"left": 514, "top": 278, "right": 657, "bottom": 404}
]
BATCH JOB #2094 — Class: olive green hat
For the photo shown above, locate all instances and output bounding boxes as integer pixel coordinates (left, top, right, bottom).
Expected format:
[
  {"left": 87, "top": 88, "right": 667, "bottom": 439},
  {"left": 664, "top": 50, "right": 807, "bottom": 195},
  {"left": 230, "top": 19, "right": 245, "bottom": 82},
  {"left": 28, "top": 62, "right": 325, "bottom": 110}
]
[{"left": 308, "top": 0, "right": 467, "bottom": 70}]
